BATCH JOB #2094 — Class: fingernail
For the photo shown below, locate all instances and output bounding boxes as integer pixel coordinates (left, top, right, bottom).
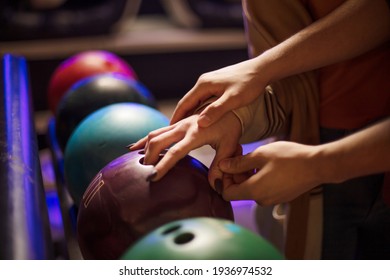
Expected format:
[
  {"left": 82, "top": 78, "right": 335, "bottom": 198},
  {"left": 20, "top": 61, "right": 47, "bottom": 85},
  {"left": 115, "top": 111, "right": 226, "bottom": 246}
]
[
  {"left": 198, "top": 114, "right": 211, "bottom": 127},
  {"left": 214, "top": 179, "right": 223, "bottom": 195},
  {"left": 126, "top": 143, "right": 135, "bottom": 150},
  {"left": 146, "top": 170, "right": 158, "bottom": 182}
]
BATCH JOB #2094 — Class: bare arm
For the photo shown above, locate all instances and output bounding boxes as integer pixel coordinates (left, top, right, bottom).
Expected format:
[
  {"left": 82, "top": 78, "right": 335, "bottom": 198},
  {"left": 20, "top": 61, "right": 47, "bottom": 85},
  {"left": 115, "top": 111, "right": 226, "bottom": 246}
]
[
  {"left": 260, "top": 0, "right": 390, "bottom": 83},
  {"left": 219, "top": 118, "right": 390, "bottom": 205},
  {"left": 131, "top": 0, "right": 390, "bottom": 188},
  {"left": 172, "top": 0, "right": 390, "bottom": 127},
  {"left": 318, "top": 118, "right": 390, "bottom": 184}
]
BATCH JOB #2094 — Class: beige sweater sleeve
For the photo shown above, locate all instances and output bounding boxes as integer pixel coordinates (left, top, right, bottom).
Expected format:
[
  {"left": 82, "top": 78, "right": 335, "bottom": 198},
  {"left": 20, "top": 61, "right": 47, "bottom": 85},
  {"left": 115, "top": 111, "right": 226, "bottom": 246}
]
[
  {"left": 193, "top": 87, "right": 288, "bottom": 144},
  {"left": 242, "top": 0, "right": 322, "bottom": 261},
  {"left": 232, "top": 86, "right": 288, "bottom": 144},
  {"left": 193, "top": 0, "right": 320, "bottom": 146}
]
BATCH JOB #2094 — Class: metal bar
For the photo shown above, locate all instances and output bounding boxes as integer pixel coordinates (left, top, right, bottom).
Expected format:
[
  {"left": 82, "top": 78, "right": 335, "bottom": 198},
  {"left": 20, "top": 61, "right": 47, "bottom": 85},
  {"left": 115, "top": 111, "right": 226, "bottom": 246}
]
[
  {"left": 0, "top": 54, "right": 54, "bottom": 259},
  {"left": 47, "top": 118, "right": 83, "bottom": 260}
]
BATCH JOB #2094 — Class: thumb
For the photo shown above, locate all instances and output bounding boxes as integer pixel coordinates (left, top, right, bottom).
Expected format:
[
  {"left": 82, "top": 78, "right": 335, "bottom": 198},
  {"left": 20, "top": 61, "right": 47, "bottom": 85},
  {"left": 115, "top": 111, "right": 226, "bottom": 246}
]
[
  {"left": 197, "top": 94, "right": 235, "bottom": 127},
  {"left": 219, "top": 152, "right": 260, "bottom": 174},
  {"left": 208, "top": 144, "right": 242, "bottom": 192}
]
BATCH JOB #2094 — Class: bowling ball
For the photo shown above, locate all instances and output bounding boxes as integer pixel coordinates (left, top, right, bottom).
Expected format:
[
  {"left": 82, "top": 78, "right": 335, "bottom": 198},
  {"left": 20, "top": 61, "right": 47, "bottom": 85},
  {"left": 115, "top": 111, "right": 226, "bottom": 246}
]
[
  {"left": 121, "top": 217, "right": 284, "bottom": 260},
  {"left": 77, "top": 150, "right": 234, "bottom": 260},
  {"left": 55, "top": 73, "right": 157, "bottom": 151},
  {"left": 63, "top": 103, "right": 169, "bottom": 206},
  {"left": 47, "top": 50, "right": 137, "bottom": 113}
]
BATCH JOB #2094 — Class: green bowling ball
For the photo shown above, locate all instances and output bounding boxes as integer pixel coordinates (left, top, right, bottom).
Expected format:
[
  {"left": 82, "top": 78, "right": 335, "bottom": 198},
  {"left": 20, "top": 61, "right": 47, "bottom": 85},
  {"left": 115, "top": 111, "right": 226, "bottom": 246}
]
[
  {"left": 63, "top": 102, "right": 169, "bottom": 205},
  {"left": 121, "top": 217, "right": 284, "bottom": 260}
]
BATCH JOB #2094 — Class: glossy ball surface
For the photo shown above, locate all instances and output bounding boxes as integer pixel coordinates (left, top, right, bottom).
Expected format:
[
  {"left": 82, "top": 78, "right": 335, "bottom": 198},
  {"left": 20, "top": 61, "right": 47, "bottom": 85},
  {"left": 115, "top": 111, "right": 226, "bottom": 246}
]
[
  {"left": 48, "top": 50, "right": 137, "bottom": 113},
  {"left": 121, "top": 217, "right": 284, "bottom": 260},
  {"left": 55, "top": 73, "right": 156, "bottom": 151},
  {"left": 77, "top": 150, "right": 234, "bottom": 260},
  {"left": 64, "top": 103, "right": 169, "bottom": 205}
]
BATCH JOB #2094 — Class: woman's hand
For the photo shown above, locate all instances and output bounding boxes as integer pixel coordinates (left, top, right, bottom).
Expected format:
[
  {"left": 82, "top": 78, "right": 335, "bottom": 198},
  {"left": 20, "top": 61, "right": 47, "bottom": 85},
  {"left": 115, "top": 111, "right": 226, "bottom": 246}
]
[
  {"left": 219, "top": 141, "right": 323, "bottom": 205},
  {"left": 170, "top": 58, "right": 269, "bottom": 128},
  {"left": 130, "top": 111, "right": 242, "bottom": 190}
]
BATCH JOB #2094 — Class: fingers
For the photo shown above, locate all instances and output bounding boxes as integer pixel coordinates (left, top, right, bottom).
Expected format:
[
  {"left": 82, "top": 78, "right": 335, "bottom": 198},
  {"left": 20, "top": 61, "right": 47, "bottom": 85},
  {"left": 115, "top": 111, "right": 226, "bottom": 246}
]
[
  {"left": 219, "top": 151, "right": 263, "bottom": 174},
  {"left": 220, "top": 145, "right": 249, "bottom": 192},
  {"left": 170, "top": 80, "right": 215, "bottom": 125},
  {"left": 170, "top": 96, "right": 197, "bottom": 125},
  {"left": 197, "top": 90, "right": 241, "bottom": 128},
  {"left": 208, "top": 152, "right": 231, "bottom": 191},
  {"left": 129, "top": 125, "right": 173, "bottom": 151},
  {"left": 220, "top": 146, "right": 254, "bottom": 200},
  {"left": 140, "top": 117, "right": 204, "bottom": 181},
  {"left": 221, "top": 175, "right": 258, "bottom": 201},
  {"left": 208, "top": 144, "right": 242, "bottom": 190},
  {"left": 143, "top": 127, "right": 186, "bottom": 166},
  {"left": 151, "top": 139, "right": 197, "bottom": 181},
  {"left": 136, "top": 138, "right": 191, "bottom": 182},
  {"left": 127, "top": 135, "right": 147, "bottom": 150},
  {"left": 129, "top": 124, "right": 184, "bottom": 168},
  {"left": 217, "top": 149, "right": 265, "bottom": 202}
]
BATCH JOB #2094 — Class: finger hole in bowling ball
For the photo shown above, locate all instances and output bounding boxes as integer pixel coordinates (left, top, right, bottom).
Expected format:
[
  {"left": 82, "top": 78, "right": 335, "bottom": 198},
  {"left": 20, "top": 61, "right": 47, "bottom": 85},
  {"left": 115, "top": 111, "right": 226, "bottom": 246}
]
[
  {"left": 138, "top": 150, "right": 145, "bottom": 155},
  {"left": 162, "top": 224, "right": 181, "bottom": 235},
  {"left": 139, "top": 155, "right": 165, "bottom": 165},
  {"left": 174, "top": 233, "right": 195, "bottom": 245}
]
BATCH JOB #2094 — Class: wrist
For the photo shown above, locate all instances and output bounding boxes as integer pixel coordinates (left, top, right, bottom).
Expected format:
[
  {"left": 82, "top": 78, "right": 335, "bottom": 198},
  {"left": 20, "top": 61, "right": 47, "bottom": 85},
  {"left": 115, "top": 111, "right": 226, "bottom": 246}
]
[
  {"left": 312, "top": 143, "right": 346, "bottom": 185},
  {"left": 251, "top": 53, "right": 276, "bottom": 85},
  {"left": 254, "top": 46, "right": 294, "bottom": 84},
  {"left": 226, "top": 111, "right": 243, "bottom": 139}
]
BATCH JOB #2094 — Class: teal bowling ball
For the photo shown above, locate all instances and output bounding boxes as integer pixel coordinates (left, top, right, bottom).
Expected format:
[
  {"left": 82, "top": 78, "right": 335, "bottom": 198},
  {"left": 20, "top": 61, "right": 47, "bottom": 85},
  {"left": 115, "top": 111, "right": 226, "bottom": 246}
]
[
  {"left": 63, "top": 102, "right": 169, "bottom": 205},
  {"left": 121, "top": 217, "right": 284, "bottom": 260},
  {"left": 55, "top": 73, "right": 157, "bottom": 151}
]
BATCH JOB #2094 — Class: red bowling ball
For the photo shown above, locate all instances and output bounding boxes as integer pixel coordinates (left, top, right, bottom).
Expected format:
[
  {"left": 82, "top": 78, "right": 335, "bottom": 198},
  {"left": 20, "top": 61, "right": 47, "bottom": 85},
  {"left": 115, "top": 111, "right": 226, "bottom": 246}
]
[
  {"left": 77, "top": 149, "right": 234, "bottom": 260},
  {"left": 47, "top": 50, "right": 137, "bottom": 113}
]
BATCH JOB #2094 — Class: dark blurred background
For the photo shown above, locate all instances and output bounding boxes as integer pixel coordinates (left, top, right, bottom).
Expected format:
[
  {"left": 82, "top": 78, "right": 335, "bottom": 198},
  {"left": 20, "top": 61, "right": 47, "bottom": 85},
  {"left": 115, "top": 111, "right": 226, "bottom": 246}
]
[{"left": 0, "top": 0, "right": 248, "bottom": 111}]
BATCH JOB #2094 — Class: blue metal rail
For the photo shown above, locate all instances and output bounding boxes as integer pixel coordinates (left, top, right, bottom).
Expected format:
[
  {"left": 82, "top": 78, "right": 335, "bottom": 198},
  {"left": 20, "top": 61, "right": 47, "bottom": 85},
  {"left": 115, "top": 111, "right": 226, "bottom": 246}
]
[{"left": 0, "top": 54, "right": 54, "bottom": 259}]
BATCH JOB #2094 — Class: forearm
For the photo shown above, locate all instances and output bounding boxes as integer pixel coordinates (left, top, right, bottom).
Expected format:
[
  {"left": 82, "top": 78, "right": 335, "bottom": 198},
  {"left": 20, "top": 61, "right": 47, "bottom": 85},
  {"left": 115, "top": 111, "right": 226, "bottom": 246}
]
[
  {"left": 316, "top": 118, "right": 390, "bottom": 184},
  {"left": 255, "top": 0, "right": 390, "bottom": 83}
]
